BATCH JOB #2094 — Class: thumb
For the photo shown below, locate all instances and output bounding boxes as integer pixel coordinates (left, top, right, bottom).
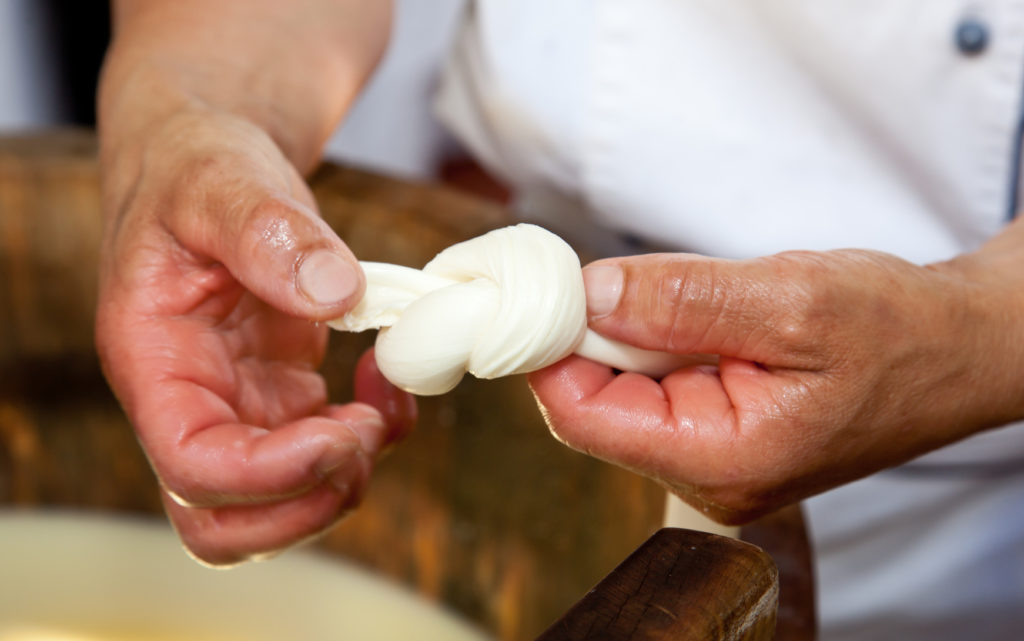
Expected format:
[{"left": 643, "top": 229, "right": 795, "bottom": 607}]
[
  {"left": 581, "top": 253, "right": 805, "bottom": 361},
  {"left": 167, "top": 191, "right": 363, "bottom": 320}
]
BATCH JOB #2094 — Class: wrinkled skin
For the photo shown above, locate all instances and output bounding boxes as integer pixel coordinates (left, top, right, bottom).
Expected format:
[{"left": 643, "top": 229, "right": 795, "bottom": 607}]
[
  {"left": 97, "top": 110, "right": 416, "bottom": 565},
  {"left": 530, "top": 248, "right": 1024, "bottom": 524},
  {"left": 96, "top": 0, "right": 405, "bottom": 565}
]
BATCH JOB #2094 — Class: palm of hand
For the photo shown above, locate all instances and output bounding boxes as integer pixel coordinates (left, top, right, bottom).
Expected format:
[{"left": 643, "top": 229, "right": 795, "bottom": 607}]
[
  {"left": 96, "top": 112, "right": 409, "bottom": 564},
  {"left": 114, "top": 253, "right": 330, "bottom": 467}
]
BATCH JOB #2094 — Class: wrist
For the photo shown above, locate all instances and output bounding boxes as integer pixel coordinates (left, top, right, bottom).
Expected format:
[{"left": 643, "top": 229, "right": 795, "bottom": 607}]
[
  {"left": 100, "top": 0, "right": 391, "bottom": 175},
  {"left": 98, "top": 47, "right": 333, "bottom": 177},
  {"left": 925, "top": 253, "right": 1024, "bottom": 430}
]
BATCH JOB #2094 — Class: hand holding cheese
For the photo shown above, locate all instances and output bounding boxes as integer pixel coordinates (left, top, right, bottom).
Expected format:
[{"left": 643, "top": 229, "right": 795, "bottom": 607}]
[
  {"left": 530, "top": 248, "right": 1024, "bottom": 524},
  {"left": 95, "top": 0, "right": 408, "bottom": 565}
]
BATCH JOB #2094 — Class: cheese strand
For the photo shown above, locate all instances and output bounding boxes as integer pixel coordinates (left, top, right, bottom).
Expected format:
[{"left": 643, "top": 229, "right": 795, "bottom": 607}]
[{"left": 328, "top": 224, "right": 690, "bottom": 395}]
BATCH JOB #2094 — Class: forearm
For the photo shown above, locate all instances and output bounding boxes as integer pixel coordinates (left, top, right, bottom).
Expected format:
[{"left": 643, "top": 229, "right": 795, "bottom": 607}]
[{"left": 99, "top": 0, "right": 391, "bottom": 174}]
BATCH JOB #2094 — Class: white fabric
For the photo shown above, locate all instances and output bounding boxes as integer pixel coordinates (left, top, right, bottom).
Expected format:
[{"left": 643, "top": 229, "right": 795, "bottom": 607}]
[
  {"left": 324, "top": 0, "right": 468, "bottom": 178},
  {"left": 437, "top": 0, "right": 1020, "bottom": 263},
  {"left": 330, "top": 224, "right": 688, "bottom": 394},
  {"left": 433, "top": 2, "right": 1024, "bottom": 640},
  {"left": 0, "top": 0, "right": 62, "bottom": 130}
]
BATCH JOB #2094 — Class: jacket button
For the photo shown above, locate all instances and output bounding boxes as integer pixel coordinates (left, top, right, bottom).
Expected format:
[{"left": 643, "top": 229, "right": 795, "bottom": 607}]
[{"left": 955, "top": 18, "right": 989, "bottom": 55}]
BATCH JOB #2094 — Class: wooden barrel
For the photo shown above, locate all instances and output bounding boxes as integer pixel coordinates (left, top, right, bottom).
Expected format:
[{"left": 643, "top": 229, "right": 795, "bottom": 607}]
[{"left": 0, "top": 130, "right": 813, "bottom": 641}]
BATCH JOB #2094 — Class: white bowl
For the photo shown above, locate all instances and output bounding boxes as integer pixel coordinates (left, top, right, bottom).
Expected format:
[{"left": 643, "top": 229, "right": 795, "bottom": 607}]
[{"left": 0, "top": 511, "right": 492, "bottom": 641}]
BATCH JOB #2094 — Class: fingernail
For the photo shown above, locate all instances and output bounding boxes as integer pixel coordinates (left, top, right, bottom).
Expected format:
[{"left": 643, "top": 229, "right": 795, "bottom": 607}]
[
  {"left": 346, "top": 412, "right": 387, "bottom": 455},
  {"left": 326, "top": 450, "right": 371, "bottom": 511},
  {"left": 314, "top": 438, "right": 361, "bottom": 478},
  {"left": 583, "top": 264, "right": 623, "bottom": 317},
  {"left": 298, "top": 250, "right": 359, "bottom": 306}
]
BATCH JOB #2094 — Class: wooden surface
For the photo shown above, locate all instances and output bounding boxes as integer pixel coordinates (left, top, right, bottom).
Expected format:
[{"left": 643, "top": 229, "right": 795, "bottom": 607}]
[
  {"left": 743, "top": 506, "right": 817, "bottom": 641},
  {"left": 0, "top": 130, "right": 815, "bottom": 641},
  {"left": 537, "top": 528, "right": 778, "bottom": 641}
]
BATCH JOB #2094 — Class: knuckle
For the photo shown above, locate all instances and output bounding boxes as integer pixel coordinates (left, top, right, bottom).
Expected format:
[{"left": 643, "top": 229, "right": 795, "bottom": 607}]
[
  {"left": 763, "top": 248, "right": 919, "bottom": 367},
  {"left": 653, "top": 260, "right": 724, "bottom": 352},
  {"left": 165, "top": 153, "right": 238, "bottom": 219},
  {"left": 238, "top": 197, "right": 301, "bottom": 257},
  {"left": 759, "top": 252, "right": 835, "bottom": 353}
]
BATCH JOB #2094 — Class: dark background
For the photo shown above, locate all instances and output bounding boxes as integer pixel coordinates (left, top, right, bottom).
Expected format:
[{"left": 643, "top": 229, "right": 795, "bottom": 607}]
[{"left": 41, "top": 0, "right": 111, "bottom": 126}]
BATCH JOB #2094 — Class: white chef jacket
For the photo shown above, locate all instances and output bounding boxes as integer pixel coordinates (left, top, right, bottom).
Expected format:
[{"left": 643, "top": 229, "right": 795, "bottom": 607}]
[
  {"left": 0, "top": 0, "right": 63, "bottom": 129},
  {"left": 428, "top": 2, "right": 1024, "bottom": 640}
]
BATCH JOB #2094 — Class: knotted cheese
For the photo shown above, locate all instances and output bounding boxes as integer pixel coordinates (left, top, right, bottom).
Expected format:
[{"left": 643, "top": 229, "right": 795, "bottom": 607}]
[{"left": 329, "top": 224, "right": 687, "bottom": 395}]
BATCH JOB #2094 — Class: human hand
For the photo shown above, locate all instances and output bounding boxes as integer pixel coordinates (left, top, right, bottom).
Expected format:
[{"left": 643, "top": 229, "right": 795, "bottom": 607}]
[
  {"left": 529, "top": 249, "right": 1024, "bottom": 523},
  {"left": 96, "top": 109, "right": 415, "bottom": 565}
]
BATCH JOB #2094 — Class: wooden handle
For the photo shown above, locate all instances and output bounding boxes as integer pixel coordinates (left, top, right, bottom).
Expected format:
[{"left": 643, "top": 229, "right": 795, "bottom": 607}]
[{"left": 535, "top": 528, "right": 778, "bottom": 641}]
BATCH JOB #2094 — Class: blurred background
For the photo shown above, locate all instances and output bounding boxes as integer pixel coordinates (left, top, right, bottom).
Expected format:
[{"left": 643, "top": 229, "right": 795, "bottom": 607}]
[{"left": 0, "top": 1, "right": 109, "bottom": 130}]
